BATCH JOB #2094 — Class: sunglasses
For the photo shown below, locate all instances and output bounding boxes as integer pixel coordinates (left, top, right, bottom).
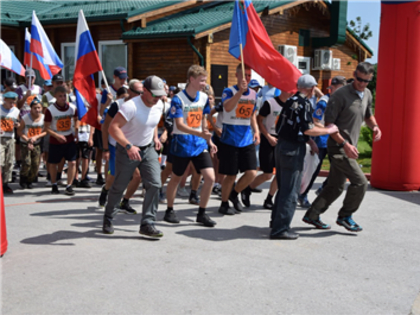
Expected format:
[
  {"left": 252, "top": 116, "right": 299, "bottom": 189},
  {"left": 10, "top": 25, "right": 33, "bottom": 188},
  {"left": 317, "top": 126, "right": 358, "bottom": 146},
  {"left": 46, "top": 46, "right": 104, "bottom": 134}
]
[
  {"left": 355, "top": 76, "right": 372, "bottom": 83},
  {"left": 130, "top": 87, "right": 143, "bottom": 95}
]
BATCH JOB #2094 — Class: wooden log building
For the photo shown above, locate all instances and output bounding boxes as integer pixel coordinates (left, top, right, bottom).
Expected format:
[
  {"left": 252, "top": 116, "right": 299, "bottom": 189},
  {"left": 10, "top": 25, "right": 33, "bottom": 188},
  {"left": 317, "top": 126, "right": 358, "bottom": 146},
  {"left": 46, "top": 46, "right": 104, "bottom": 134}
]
[{"left": 1, "top": 0, "right": 372, "bottom": 98}]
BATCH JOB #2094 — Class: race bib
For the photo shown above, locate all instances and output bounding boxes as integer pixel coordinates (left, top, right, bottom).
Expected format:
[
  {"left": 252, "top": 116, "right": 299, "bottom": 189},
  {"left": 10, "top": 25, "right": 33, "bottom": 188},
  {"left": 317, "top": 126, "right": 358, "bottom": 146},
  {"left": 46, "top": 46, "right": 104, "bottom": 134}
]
[
  {"left": 187, "top": 112, "right": 202, "bottom": 128},
  {"left": 1, "top": 118, "right": 14, "bottom": 132},
  {"left": 236, "top": 103, "right": 254, "bottom": 119},
  {"left": 26, "top": 95, "right": 37, "bottom": 106},
  {"left": 28, "top": 126, "right": 42, "bottom": 138},
  {"left": 56, "top": 117, "right": 71, "bottom": 132}
]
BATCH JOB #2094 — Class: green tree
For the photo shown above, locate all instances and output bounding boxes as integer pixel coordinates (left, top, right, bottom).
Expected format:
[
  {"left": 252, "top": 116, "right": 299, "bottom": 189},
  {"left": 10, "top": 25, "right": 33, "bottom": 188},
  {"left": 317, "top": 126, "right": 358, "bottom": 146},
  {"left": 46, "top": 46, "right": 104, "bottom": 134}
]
[{"left": 348, "top": 17, "right": 373, "bottom": 41}]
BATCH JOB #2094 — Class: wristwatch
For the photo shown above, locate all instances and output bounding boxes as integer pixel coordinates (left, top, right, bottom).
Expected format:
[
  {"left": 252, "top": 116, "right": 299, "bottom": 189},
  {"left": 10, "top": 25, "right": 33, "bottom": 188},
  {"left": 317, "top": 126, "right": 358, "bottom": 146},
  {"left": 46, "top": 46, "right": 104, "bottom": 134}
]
[
  {"left": 125, "top": 143, "right": 133, "bottom": 150},
  {"left": 338, "top": 140, "right": 348, "bottom": 148}
]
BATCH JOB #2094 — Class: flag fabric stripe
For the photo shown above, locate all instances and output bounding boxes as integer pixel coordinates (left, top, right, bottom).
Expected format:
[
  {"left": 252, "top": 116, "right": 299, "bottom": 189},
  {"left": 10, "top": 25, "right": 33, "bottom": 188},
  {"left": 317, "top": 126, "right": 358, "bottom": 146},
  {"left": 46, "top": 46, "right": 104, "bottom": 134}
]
[
  {"left": 30, "top": 11, "right": 63, "bottom": 77},
  {"left": 73, "top": 10, "right": 103, "bottom": 130},
  {"left": 24, "top": 28, "right": 53, "bottom": 80},
  {"left": 229, "top": 0, "right": 301, "bottom": 93},
  {"left": 0, "top": 39, "right": 26, "bottom": 76}
]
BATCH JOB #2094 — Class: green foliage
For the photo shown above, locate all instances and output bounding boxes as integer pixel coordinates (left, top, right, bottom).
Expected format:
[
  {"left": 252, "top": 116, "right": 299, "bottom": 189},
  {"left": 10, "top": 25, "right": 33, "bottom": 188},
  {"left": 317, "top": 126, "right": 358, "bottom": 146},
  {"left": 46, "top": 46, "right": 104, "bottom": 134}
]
[
  {"left": 360, "top": 126, "right": 373, "bottom": 149},
  {"left": 348, "top": 17, "right": 373, "bottom": 40}
]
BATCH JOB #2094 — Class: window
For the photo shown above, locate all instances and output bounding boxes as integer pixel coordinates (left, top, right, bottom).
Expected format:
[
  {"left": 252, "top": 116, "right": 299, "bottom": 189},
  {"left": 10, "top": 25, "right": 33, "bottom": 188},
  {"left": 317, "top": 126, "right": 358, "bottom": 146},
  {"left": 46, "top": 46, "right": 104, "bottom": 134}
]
[
  {"left": 61, "top": 43, "right": 75, "bottom": 81},
  {"left": 98, "top": 40, "right": 127, "bottom": 87}
]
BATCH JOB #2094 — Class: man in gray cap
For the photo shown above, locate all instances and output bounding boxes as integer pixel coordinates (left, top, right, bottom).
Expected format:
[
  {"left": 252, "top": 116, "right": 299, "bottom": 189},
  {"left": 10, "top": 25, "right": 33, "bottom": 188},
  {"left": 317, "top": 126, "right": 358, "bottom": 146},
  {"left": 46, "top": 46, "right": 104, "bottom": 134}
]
[
  {"left": 102, "top": 75, "right": 166, "bottom": 238},
  {"left": 270, "top": 74, "right": 338, "bottom": 240},
  {"left": 16, "top": 69, "right": 42, "bottom": 110}
]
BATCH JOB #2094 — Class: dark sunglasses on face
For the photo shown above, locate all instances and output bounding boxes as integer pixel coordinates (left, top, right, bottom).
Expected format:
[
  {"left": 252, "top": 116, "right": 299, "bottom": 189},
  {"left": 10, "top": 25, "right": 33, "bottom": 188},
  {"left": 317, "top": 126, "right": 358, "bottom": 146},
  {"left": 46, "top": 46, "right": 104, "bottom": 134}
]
[
  {"left": 146, "top": 88, "right": 160, "bottom": 98},
  {"left": 355, "top": 76, "right": 372, "bottom": 83},
  {"left": 130, "top": 87, "right": 143, "bottom": 95}
]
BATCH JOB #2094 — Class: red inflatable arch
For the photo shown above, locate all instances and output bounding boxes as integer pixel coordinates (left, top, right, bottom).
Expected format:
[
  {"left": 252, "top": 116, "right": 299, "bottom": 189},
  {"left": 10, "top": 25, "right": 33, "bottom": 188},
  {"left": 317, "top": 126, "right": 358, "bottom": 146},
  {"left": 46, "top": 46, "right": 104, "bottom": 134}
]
[{"left": 370, "top": 0, "right": 420, "bottom": 191}]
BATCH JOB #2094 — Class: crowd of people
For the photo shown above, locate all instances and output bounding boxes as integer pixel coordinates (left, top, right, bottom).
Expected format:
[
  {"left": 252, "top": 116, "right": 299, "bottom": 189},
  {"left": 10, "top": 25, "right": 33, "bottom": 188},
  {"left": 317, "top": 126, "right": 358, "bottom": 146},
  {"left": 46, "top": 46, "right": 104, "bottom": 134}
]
[{"left": 0, "top": 61, "right": 381, "bottom": 239}]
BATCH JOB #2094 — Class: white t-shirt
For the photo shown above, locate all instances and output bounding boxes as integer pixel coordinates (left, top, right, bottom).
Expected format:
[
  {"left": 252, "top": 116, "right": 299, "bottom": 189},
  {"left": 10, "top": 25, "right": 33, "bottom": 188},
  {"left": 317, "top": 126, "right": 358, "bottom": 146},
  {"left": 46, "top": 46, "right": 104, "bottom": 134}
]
[{"left": 119, "top": 96, "right": 163, "bottom": 147}]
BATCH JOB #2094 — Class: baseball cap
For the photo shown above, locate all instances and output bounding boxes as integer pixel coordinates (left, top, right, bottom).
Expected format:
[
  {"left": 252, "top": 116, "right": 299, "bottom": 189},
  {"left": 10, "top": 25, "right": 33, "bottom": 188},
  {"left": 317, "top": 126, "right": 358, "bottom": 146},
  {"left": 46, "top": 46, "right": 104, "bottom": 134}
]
[
  {"left": 114, "top": 66, "right": 128, "bottom": 79},
  {"left": 249, "top": 79, "right": 261, "bottom": 88},
  {"left": 4, "top": 77, "right": 17, "bottom": 89},
  {"left": 143, "top": 75, "right": 166, "bottom": 97},
  {"left": 52, "top": 74, "right": 64, "bottom": 82},
  {"left": 297, "top": 74, "right": 318, "bottom": 88},
  {"left": 328, "top": 76, "right": 346, "bottom": 89},
  {"left": 25, "top": 69, "right": 35, "bottom": 77},
  {"left": 3, "top": 91, "right": 18, "bottom": 99},
  {"left": 169, "top": 86, "right": 176, "bottom": 91},
  {"left": 44, "top": 79, "right": 53, "bottom": 87}
]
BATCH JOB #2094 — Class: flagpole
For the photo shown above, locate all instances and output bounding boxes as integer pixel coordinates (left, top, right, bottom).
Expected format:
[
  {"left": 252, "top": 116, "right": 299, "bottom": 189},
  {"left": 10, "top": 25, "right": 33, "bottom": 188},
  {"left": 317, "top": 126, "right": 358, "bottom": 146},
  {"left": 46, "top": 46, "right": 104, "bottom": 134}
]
[
  {"left": 100, "top": 70, "right": 111, "bottom": 93},
  {"left": 239, "top": 43, "right": 245, "bottom": 77},
  {"left": 28, "top": 53, "right": 33, "bottom": 90}
]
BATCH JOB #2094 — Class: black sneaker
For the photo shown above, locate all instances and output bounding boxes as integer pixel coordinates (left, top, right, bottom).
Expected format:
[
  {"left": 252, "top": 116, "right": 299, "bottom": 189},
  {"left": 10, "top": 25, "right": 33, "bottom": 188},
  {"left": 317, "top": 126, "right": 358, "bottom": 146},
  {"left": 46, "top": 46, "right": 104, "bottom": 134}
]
[
  {"left": 139, "top": 224, "right": 163, "bottom": 238},
  {"left": 218, "top": 203, "right": 235, "bottom": 215},
  {"left": 164, "top": 209, "right": 180, "bottom": 223},
  {"left": 240, "top": 187, "right": 251, "bottom": 208},
  {"left": 98, "top": 186, "right": 108, "bottom": 207},
  {"left": 102, "top": 219, "right": 114, "bottom": 234},
  {"left": 26, "top": 183, "right": 33, "bottom": 189},
  {"left": 229, "top": 192, "right": 243, "bottom": 212},
  {"left": 51, "top": 185, "right": 59, "bottom": 195},
  {"left": 302, "top": 216, "right": 331, "bottom": 229},
  {"left": 263, "top": 198, "right": 274, "bottom": 210},
  {"left": 73, "top": 179, "right": 80, "bottom": 187},
  {"left": 79, "top": 179, "right": 92, "bottom": 188},
  {"left": 65, "top": 186, "right": 75, "bottom": 196},
  {"left": 189, "top": 194, "right": 200, "bottom": 205},
  {"left": 119, "top": 200, "right": 137, "bottom": 215},
  {"left": 3, "top": 184, "right": 13, "bottom": 194},
  {"left": 96, "top": 174, "right": 105, "bottom": 185},
  {"left": 19, "top": 176, "right": 27, "bottom": 189},
  {"left": 196, "top": 213, "right": 216, "bottom": 227},
  {"left": 212, "top": 185, "right": 221, "bottom": 196}
]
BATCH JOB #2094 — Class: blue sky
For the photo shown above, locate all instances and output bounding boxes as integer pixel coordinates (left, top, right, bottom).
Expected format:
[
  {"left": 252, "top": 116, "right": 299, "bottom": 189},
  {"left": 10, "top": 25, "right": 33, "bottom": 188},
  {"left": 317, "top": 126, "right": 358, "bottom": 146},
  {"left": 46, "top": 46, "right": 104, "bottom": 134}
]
[{"left": 347, "top": 0, "right": 381, "bottom": 64}]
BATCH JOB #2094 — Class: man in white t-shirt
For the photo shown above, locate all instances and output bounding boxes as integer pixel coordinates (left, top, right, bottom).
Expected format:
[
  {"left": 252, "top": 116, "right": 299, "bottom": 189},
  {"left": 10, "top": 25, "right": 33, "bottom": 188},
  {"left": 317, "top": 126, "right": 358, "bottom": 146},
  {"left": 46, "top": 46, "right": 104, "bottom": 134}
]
[{"left": 102, "top": 75, "right": 166, "bottom": 238}]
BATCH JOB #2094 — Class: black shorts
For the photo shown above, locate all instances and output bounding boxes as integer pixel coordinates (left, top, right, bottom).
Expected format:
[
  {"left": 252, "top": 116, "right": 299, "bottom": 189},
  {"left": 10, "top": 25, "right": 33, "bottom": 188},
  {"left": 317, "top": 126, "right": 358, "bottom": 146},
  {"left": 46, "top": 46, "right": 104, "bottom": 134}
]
[
  {"left": 172, "top": 151, "right": 213, "bottom": 177},
  {"left": 77, "top": 141, "right": 93, "bottom": 160},
  {"left": 93, "top": 129, "right": 103, "bottom": 150},
  {"left": 218, "top": 142, "right": 257, "bottom": 176},
  {"left": 161, "top": 136, "right": 172, "bottom": 156},
  {"left": 211, "top": 134, "right": 222, "bottom": 159},
  {"left": 48, "top": 142, "right": 77, "bottom": 164},
  {"left": 259, "top": 134, "right": 277, "bottom": 174}
]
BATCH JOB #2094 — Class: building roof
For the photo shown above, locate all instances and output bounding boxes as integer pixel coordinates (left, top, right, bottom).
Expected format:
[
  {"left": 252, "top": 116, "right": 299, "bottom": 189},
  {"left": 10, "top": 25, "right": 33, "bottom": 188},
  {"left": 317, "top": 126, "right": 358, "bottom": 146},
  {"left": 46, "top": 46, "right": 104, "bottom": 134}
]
[
  {"left": 0, "top": 0, "right": 185, "bottom": 25},
  {"left": 122, "top": 1, "right": 293, "bottom": 39},
  {"left": 346, "top": 27, "right": 374, "bottom": 55}
]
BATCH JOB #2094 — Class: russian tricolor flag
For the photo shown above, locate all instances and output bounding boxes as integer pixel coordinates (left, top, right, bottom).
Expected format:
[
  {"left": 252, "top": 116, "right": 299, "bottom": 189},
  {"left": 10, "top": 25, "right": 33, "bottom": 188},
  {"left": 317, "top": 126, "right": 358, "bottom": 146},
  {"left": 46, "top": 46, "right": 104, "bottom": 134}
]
[
  {"left": 24, "top": 28, "right": 52, "bottom": 80},
  {"left": 73, "top": 10, "right": 103, "bottom": 129},
  {"left": 30, "top": 11, "right": 63, "bottom": 78},
  {"left": 229, "top": 0, "right": 301, "bottom": 93},
  {"left": 0, "top": 39, "right": 25, "bottom": 77}
]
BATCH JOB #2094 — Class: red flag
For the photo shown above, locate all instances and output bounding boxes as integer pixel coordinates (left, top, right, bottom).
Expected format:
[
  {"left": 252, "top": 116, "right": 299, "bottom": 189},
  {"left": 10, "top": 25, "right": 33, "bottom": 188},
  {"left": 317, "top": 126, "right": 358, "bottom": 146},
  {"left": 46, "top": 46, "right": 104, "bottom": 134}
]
[{"left": 229, "top": 0, "right": 301, "bottom": 93}]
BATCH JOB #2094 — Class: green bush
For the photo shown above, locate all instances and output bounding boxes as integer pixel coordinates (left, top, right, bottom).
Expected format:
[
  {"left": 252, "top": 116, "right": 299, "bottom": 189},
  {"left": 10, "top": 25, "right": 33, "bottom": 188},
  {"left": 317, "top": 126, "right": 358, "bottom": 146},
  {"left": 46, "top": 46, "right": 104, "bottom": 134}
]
[{"left": 360, "top": 126, "right": 373, "bottom": 149}]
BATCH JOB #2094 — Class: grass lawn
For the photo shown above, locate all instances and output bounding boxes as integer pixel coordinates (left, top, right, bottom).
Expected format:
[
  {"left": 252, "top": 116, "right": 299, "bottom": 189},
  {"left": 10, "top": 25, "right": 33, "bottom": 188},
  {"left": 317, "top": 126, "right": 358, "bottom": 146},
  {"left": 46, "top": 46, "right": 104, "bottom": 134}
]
[{"left": 321, "top": 138, "right": 372, "bottom": 173}]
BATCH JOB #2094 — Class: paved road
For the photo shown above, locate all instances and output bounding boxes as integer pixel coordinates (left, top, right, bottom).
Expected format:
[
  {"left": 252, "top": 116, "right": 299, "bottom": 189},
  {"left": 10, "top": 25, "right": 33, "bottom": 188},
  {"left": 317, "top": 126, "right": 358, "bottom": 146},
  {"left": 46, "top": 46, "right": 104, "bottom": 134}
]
[{"left": 2, "top": 172, "right": 420, "bottom": 315}]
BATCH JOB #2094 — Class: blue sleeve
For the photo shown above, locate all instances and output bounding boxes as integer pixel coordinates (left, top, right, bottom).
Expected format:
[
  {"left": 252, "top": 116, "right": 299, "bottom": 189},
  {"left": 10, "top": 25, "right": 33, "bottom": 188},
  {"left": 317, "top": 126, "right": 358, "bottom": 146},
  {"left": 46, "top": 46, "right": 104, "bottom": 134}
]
[
  {"left": 313, "top": 100, "right": 327, "bottom": 120},
  {"left": 274, "top": 88, "right": 281, "bottom": 97},
  {"left": 203, "top": 99, "right": 210, "bottom": 115},
  {"left": 169, "top": 95, "right": 184, "bottom": 119},
  {"left": 221, "top": 88, "right": 233, "bottom": 104}
]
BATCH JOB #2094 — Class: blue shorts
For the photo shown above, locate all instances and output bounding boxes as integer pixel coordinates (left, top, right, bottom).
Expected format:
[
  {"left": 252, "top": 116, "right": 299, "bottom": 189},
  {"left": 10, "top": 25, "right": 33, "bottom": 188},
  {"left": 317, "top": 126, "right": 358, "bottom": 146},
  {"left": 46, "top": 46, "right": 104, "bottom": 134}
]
[{"left": 108, "top": 144, "right": 116, "bottom": 176}]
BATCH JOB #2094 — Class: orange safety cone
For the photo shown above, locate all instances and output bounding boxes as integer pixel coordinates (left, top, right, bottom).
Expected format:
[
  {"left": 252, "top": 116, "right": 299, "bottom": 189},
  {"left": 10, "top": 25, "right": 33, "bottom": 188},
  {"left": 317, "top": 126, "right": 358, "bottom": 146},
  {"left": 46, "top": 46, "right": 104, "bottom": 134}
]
[{"left": 0, "top": 173, "right": 8, "bottom": 257}]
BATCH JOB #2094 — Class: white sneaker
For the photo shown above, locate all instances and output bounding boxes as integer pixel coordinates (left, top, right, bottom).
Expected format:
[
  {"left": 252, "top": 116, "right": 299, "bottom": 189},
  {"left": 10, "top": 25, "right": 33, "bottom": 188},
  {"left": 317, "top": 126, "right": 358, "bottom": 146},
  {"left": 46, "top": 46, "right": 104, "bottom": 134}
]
[
  {"left": 177, "top": 186, "right": 189, "bottom": 197},
  {"left": 45, "top": 180, "right": 52, "bottom": 187}
]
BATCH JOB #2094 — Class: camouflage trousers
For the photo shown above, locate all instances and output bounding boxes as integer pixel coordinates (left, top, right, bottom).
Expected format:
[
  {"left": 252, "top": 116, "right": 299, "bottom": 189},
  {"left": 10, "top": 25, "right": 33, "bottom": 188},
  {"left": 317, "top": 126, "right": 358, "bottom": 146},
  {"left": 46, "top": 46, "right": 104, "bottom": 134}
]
[
  {"left": 0, "top": 137, "right": 15, "bottom": 184},
  {"left": 20, "top": 143, "right": 41, "bottom": 183}
]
